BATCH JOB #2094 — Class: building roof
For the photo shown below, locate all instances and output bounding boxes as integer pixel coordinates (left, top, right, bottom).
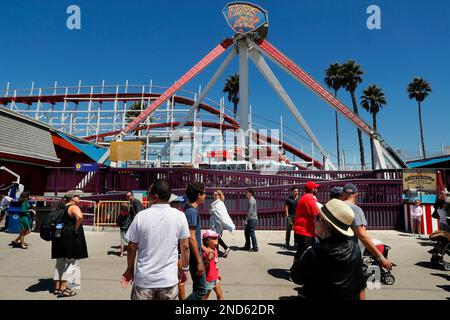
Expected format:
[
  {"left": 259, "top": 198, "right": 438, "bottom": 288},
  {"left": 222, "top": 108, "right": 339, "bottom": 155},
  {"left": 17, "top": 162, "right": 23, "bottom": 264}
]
[
  {"left": 0, "top": 107, "right": 60, "bottom": 164},
  {"left": 407, "top": 154, "right": 450, "bottom": 168},
  {"left": 56, "top": 132, "right": 109, "bottom": 165},
  {"left": 0, "top": 106, "right": 108, "bottom": 165}
]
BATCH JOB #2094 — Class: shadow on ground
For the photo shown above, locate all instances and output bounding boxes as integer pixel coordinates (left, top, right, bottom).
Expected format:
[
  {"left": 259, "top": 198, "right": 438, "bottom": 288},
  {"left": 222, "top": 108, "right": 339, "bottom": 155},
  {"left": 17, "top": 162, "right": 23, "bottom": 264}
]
[
  {"left": 278, "top": 286, "right": 304, "bottom": 300},
  {"left": 26, "top": 278, "right": 54, "bottom": 293},
  {"left": 276, "top": 251, "right": 295, "bottom": 257},
  {"left": 268, "top": 243, "right": 285, "bottom": 248},
  {"left": 437, "top": 285, "right": 450, "bottom": 292},
  {"left": 267, "top": 268, "right": 291, "bottom": 282},
  {"left": 415, "top": 261, "right": 444, "bottom": 270},
  {"left": 107, "top": 250, "right": 122, "bottom": 257},
  {"left": 418, "top": 240, "right": 435, "bottom": 248},
  {"left": 431, "top": 273, "right": 450, "bottom": 281},
  {"left": 397, "top": 233, "right": 413, "bottom": 237},
  {"left": 229, "top": 246, "right": 244, "bottom": 251},
  {"left": 268, "top": 243, "right": 296, "bottom": 251}
]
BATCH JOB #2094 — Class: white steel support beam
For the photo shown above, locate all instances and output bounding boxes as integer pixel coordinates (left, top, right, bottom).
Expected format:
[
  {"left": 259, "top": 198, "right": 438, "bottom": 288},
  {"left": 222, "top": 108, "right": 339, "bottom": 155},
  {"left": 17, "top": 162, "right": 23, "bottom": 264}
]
[
  {"left": 248, "top": 48, "right": 336, "bottom": 170},
  {"left": 238, "top": 39, "right": 250, "bottom": 160},
  {"left": 61, "top": 87, "right": 69, "bottom": 132},
  {"left": 122, "top": 80, "right": 129, "bottom": 129},
  {"left": 113, "top": 85, "right": 119, "bottom": 137},
  {"left": 86, "top": 86, "right": 94, "bottom": 136},
  {"left": 372, "top": 139, "right": 387, "bottom": 170}
]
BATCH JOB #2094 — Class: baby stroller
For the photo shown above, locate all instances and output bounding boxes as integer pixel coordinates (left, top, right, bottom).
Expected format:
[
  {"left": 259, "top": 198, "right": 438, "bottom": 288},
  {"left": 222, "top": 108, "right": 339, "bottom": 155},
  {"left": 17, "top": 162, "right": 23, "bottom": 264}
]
[
  {"left": 428, "top": 229, "right": 450, "bottom": 271},
  {"left": 362, "top": 239, "right": 395, "bottom": 285}
]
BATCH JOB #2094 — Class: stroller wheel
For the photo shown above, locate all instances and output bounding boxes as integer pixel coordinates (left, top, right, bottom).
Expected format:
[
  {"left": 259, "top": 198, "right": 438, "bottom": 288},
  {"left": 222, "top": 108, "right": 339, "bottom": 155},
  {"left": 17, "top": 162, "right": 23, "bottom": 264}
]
[
  {"left": 383, "top": 273, "right": 395, "bottom": 285},
  {"left": 444, "top": 262, "right": 450, "bottom": 271}
]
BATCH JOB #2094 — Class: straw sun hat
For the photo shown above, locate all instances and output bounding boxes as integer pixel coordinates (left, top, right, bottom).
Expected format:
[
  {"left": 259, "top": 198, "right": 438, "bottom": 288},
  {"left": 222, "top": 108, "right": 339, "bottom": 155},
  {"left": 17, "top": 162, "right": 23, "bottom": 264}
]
[{"left": 319, "top": 199, "right": 355, "bottom": 237}]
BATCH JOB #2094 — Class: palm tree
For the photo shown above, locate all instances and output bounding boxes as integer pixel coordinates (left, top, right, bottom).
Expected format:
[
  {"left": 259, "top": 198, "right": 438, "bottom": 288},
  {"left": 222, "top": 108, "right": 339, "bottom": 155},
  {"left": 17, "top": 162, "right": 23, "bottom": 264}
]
[
  {"left": 126, "top": 102, "right": 157, "bottom": 136},
  {"left": 223, "top": 73, "right": 240, "bottom": 160},
  {"left": 361, "top": 85, "right": 387, "bottom": 169},
  {"left": 408, "top": 78, "right": 432, "bottom": 159},
  {"left": 126, "top": 101, "right": 146, "bottom": 123},
  {"left": 342, "top": 60, "right": 366, "bottom": 170},
  {"left": 223, "top": 73, "right": 240, "bottom": 119},
  {"left": 325, "top": 63, "right": 344, "bottom": 169}
]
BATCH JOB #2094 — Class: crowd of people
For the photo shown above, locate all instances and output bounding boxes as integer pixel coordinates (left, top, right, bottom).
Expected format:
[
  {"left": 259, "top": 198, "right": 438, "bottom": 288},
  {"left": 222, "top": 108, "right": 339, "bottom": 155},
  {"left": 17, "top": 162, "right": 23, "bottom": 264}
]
[
  {"left": 120, "top": 180, "right": 240, "bottom": 300},
  {"left": 2, "top": 179, "right": 448, "bottom": 301},
  {"left": 287, "top": 181, "right": 393, "bottom": 300}
]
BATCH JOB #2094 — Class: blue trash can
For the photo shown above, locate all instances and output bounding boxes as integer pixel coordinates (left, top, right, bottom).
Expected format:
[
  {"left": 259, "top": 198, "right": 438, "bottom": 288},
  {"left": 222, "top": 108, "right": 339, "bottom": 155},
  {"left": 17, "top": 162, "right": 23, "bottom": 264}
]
[{"left": 7, "top": 203, "right": 22, "bottom": 234}]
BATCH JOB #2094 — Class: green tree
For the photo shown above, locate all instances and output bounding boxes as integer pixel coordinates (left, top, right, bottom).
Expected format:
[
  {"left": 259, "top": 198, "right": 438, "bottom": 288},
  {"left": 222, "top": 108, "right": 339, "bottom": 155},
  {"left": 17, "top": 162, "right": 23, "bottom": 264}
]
[
  {"left": 342, "top": 60, "right": 366, "bottom": 170},
  {"left": 361, "top": 85, "right": 387, "bottom": 169},
  {"left": 126, "top": 101, "right": 146, "bottom": 123},
  {"left": 223, "top": 73, "right": 240, "bottom": 160},
  {"left": 223, "top": 73, "right": 240, "bottom": 119},
  {"left": 407, "top": 78, "right": 432, "bottom": 159},
  {"left": 325, "top": 63, "right": 344, "bottom": 169}
]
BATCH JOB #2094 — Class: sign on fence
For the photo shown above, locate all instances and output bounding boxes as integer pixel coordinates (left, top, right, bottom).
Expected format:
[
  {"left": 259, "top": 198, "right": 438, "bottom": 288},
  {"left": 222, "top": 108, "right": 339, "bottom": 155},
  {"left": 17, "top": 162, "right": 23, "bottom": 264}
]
[
  {"left": 403, "top": 169, "right": 436, "bottom": 193},
  {"left": 75, "top": 163, "right": 98, "bottom": 172}
]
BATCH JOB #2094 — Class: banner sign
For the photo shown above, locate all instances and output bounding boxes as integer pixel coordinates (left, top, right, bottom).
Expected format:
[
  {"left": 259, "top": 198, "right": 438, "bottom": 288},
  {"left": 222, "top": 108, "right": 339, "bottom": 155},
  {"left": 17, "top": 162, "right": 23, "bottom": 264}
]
[
  {"left": 75, "top": 163, "right": 98, "bottom": 172},
  {"left": 110, "top": 141, "right": 142, "bottom": 161},
  {"left": 223, "top": 2, "right": 268, "bottom": 34},
  {"left": 402, "top": 169, "right": 437, "bottom": 193}
]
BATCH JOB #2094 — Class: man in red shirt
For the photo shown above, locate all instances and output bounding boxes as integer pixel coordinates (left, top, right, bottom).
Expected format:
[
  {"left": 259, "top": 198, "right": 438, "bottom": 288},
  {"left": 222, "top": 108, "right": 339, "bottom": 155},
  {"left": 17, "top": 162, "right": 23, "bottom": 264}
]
[{"left": 294, "top": 181, "right": 320, "bottom": 258}]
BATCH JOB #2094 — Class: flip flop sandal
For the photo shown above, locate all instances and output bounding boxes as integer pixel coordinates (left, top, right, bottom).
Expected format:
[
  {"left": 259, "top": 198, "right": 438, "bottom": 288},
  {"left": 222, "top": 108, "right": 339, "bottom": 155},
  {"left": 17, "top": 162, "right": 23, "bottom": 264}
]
[
  {"left": 58, "top": 289, "right": 77, "bottom": 298},
  {"left": 53, "top": 289, "right": 63, "bottom": 295}
]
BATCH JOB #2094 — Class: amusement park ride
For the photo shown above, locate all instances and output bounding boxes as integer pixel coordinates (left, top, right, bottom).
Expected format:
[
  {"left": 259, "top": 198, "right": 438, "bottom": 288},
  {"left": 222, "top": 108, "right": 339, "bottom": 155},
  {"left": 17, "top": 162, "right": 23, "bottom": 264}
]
[{"left": 0, "top": 2, "right": 406, "bottom": 172}]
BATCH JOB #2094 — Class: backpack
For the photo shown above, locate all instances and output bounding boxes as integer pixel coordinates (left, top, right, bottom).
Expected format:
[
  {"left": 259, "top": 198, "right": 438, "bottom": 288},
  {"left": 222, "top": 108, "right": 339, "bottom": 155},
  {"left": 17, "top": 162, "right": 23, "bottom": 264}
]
[{"left": 40, "top": 208, "right": 64, "bottom": 241}]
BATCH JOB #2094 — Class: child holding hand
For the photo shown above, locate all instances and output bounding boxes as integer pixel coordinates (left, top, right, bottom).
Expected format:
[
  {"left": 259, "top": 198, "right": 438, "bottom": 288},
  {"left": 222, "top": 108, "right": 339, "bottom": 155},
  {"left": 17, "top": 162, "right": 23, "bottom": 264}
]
[{"left": 202, "top": 230, "right": 224, "bottom": 300}]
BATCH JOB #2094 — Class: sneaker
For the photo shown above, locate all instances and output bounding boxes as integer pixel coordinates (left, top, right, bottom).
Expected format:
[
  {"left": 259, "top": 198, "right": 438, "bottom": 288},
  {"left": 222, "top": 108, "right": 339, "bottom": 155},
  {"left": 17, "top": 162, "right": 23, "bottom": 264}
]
[
  {"left": 240, "top": 246, "right": 250, "bottom": 251},
  {"left": 249, "top": 248, "right": 259, "bottom": 252}
]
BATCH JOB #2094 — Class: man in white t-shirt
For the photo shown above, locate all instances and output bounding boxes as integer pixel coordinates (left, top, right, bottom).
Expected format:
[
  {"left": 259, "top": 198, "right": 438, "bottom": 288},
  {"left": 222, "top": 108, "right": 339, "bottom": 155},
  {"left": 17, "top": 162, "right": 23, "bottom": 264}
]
[{"left": 122, "top": 180, "right": 191, "bottom": 300}]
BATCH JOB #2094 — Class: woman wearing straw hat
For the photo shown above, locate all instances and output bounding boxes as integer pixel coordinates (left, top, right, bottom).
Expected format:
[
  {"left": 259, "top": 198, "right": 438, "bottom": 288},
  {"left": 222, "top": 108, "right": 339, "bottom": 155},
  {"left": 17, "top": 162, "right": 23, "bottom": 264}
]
[{"left": 291, "top": 199, "right": 363, "bottom": 300}]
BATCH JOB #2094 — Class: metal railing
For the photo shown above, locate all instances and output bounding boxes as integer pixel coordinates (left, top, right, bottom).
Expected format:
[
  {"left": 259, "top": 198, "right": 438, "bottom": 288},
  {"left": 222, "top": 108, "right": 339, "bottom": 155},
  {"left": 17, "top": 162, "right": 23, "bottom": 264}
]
[
  {"left": 44, "top": 167, "right": 404, "bottom": 194},
  {"left": 94, "top": 200, "right": 150, "bottom": 230}
]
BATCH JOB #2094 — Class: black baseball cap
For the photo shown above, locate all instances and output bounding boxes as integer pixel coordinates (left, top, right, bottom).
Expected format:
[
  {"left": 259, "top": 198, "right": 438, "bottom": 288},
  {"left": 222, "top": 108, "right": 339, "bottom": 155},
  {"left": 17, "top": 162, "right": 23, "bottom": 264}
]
[
  {"left": 330, "top": 187, "right": 344, "bottom": 198},
  {"left": 343, "top": 183, "right": 358, "bottom": 194}
]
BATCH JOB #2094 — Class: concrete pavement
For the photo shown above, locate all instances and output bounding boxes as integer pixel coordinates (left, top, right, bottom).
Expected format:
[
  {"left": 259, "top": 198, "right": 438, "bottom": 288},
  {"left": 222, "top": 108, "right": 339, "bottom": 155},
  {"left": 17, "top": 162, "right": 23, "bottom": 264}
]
[{"left": 0, "top": 229, "right": 448, "bottom": 300}]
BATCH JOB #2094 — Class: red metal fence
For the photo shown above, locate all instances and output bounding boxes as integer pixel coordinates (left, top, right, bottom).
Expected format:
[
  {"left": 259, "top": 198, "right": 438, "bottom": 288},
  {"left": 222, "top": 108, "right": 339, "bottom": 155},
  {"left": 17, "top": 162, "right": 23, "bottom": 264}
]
[
  {"left": 170, "top": 179, "right": 404, "bottom": 231},
  {"left": 43, "top": 167, "right": 408, "bottom": 230},
  {"left": 44, "top": 167, "right": 404, "bottom": 194}
]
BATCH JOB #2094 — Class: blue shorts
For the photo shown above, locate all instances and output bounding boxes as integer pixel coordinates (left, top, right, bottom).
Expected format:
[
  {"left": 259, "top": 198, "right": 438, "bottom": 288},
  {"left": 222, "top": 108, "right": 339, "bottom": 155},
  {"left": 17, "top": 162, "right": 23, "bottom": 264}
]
[{"left": 205, "top": 280, "right": 218, "bottom": 291}]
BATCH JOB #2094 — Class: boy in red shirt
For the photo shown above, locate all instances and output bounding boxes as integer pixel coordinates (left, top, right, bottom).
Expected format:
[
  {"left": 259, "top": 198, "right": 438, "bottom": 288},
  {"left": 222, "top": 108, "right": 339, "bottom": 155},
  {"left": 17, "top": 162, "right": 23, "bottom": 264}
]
[{"left": 294, "top": 181, "right": 320, "bottom": 258}]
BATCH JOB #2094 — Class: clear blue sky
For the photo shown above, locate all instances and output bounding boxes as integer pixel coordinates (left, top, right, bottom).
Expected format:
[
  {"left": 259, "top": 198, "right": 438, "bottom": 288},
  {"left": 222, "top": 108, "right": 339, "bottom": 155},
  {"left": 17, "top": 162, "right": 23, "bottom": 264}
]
[{"left": 1, "top": 0, "right": 450, "bottom": 162}]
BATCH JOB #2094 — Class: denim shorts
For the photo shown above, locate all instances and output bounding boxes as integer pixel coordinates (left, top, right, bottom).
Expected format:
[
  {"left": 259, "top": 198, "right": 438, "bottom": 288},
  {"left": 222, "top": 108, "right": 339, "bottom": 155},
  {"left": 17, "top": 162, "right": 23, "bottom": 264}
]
[{"left": 205, "top": 280, "right": 218, "bottom": 291}]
